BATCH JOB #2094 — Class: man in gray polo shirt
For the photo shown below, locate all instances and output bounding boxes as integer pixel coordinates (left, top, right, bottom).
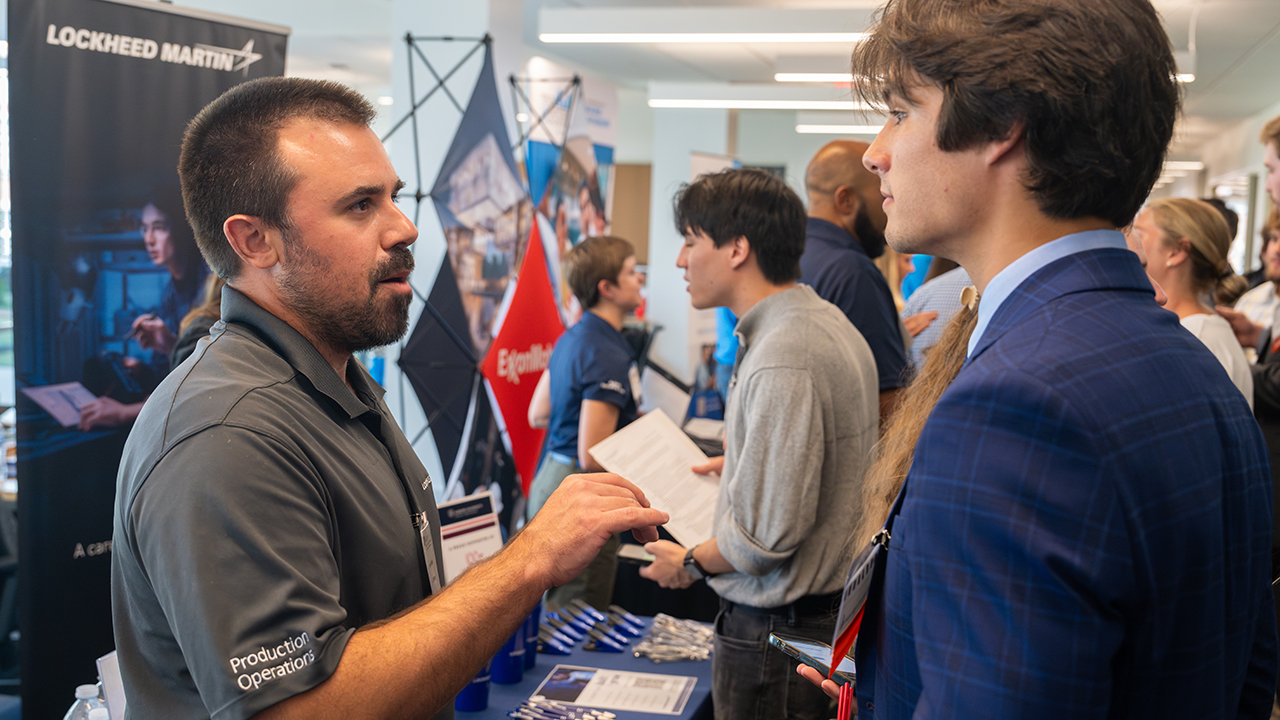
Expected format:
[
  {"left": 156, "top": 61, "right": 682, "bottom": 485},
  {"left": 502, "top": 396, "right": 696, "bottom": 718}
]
[
  {"left": 111, "top": 77, "right": 667, "bottom": 720},
  {"left": 640, "top": 168, "right": 879, "bottom": 720}
]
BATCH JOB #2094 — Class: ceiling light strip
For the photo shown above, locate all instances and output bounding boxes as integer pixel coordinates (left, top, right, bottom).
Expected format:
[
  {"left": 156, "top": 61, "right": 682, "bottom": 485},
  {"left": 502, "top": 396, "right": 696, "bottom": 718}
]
[
  {"left": 649, "top": 99, "right": 868, "bottom": 110},
  {"left": 775, "top": 73, "right": 855, "bottom": 83},
  {"left": 796, "top": 124, "right": 883, "bottom": 134},
  {"left": 540, "top": 32, "right": 865, "bottom": 44}
]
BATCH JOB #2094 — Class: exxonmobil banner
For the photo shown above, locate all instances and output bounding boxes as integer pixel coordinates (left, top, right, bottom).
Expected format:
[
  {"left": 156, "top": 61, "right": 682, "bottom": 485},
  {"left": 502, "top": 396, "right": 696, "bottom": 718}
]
[
  {"left": 480, "top": 221, "right": 565, "bottom": 494},
  {"left": 10, "top": 0, "right": 286, "bottom": 715}
]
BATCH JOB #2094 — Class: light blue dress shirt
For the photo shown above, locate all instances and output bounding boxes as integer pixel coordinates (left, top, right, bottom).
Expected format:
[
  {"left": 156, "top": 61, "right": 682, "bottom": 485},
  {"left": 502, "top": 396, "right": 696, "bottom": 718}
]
[{"left": 968, "top": 229, "right": 1128, "bottom": 357}]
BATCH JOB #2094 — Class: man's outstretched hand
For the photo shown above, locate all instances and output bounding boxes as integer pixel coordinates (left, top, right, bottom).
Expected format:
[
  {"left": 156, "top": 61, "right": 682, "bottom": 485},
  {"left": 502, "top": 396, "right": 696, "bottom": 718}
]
[{"left": 516, "top": 472, "right": 668, "bottom": 589}]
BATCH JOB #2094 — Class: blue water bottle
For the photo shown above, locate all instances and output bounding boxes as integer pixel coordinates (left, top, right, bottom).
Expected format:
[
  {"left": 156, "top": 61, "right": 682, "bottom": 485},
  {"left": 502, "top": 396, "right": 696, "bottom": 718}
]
[
  {"left": 490, "top": 629, "right": 525, "bottom": 684},
  {"left": 524, "top": 601, "right": 541, "bottom": 670}
]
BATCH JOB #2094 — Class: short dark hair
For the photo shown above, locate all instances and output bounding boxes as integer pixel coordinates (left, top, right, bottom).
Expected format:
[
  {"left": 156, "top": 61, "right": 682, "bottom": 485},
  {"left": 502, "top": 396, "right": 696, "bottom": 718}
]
[
  {"left": 1199, "top": 197, "right": 1239, "bottom": 240},
  {"left": 851, "top": 0, "right": 1180, "bottom": 228},
  {"left": 673, "top": 168, "right": 806, "bottom": 284},
  {"left": 178, "top": 77, "right": 376, "bottom": 279},
  {"left": 563, "top": 235, "right": 635, "bottom": 309}
]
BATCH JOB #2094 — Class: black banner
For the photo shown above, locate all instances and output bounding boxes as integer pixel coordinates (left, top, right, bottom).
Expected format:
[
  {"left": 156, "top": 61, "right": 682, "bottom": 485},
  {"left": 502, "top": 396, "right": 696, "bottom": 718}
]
[{"left": 9, "top": 0, "right": 286, "bottom": 715}]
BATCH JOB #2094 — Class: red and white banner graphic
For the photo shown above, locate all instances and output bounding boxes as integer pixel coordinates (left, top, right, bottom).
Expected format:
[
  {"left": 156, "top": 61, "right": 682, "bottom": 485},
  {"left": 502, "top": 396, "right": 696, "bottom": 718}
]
[{"left": 480, "top": 221, "right": 565, "bottom": 494}]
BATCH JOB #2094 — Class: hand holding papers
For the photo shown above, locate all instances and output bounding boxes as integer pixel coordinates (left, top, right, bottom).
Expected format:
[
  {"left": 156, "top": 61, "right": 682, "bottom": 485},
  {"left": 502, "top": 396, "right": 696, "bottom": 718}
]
[{"left": 587, "top": 409, "right": 718, "bottom": 547}]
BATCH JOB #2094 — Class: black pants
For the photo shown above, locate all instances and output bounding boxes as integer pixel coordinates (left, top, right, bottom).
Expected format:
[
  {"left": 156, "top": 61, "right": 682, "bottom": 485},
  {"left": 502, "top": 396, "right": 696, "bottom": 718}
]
[{"left": 711, "top": 598, "right": 837, "bottom": 720}]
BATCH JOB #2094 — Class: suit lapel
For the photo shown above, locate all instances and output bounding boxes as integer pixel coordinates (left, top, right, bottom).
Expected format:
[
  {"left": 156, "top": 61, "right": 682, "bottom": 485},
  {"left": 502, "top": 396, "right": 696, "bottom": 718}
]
[{"left": 968, "top": 248, "right": 1155, "bottom": 363}]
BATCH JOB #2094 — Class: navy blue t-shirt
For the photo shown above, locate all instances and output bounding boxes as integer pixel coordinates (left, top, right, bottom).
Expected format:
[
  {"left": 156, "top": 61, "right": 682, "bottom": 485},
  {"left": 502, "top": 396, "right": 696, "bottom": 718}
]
[
  {"left": 799, "top": 217, "right": 908, "bottom": 391},
  {"left": 545, "top": 311, "right": 639, "bottom": 459}
]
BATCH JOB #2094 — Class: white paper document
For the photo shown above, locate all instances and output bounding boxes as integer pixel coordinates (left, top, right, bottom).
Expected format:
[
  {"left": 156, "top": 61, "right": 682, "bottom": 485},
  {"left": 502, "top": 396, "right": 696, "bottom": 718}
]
[
  {"left": 21, "top": 382, "right": 97, "bottom": 427},
  {"left": 588, "top": 409, "right": 719, "bottom": 547},
  {"left": 532, "top": 665, "right": 697, "bottom": 715},
  {"left": 436, "top": 492, "right": 504, "bottom": 584}
]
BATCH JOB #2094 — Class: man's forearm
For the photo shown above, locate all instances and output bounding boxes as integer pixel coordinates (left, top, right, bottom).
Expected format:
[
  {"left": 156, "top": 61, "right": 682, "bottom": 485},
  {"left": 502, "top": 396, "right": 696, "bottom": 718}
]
[
  {"left": 256, "top": 542, "right": 545, "bottom": 720},
  {"left": 256, "top": 472, "right": 666, "bottom": 720},
  {"left": 691, "top": 538, "right": 735, "bottom": 575}
]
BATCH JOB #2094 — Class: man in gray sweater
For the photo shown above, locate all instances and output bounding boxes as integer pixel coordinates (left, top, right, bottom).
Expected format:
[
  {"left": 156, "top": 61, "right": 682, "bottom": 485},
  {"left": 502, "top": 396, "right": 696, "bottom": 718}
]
[{"left": 641, "top": 168, "right": 879, "bottom": 720}]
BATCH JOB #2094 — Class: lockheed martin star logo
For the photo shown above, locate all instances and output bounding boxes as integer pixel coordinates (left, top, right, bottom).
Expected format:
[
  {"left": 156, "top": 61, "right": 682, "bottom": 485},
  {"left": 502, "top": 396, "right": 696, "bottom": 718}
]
[{"left": 194, "top": 38, "right": 263, "bottom": 75}]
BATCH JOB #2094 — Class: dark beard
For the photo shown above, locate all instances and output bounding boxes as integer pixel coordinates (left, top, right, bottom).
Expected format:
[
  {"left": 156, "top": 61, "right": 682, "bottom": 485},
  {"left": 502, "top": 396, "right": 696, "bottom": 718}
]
[
  {"left": 853, "top": 206, "right": 887, "bottom": 259},
  {"left": 278, "top": 239, "right": 415, "bottom": 356}
]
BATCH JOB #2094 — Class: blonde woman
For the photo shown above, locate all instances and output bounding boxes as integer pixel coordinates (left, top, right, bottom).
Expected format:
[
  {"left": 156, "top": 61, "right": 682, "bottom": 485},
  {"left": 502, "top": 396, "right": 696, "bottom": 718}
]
[{"left": 1132, "top": 197, "right": 1253, "bottom": 406}]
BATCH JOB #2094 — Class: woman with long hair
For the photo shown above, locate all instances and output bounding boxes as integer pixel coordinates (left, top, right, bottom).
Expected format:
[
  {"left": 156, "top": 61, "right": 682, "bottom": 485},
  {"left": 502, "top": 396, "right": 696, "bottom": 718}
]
[
  {"left": 1131, "top": 198, "right": 1253, "bottom": 406},
  {"left": 131, "top": 188, "right": 208, "bottom": 359},
  {"left": 79, "top": 191, "right": 208, "bottom": 430}
]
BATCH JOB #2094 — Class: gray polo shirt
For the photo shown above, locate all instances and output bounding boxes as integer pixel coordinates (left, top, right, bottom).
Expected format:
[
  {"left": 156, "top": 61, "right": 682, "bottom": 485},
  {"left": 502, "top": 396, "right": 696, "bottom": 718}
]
[{"left": 112, "top": 287, "right": 449, "bottom": 720}]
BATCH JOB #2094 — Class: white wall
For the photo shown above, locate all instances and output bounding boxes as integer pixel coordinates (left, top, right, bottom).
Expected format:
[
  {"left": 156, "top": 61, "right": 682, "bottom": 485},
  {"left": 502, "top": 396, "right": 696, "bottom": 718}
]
[
  {"left": 1201, "top": 99, "right": 1280, "bottom": 183},
  {"left": 644, "top": 108, "right": 727, "bottom": 385},
  {"left": 735, "top": 110, "right": 836, "bottom": 202},
  {"left": 614, "top": 87, "right": 655, "bottom": 165}
]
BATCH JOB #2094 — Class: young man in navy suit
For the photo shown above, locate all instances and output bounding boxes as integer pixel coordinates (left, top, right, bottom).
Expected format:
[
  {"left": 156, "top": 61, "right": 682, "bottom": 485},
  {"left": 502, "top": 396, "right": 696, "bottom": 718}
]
[{"left": 801, "top": 0, "right": 1278, "bottom": 717}]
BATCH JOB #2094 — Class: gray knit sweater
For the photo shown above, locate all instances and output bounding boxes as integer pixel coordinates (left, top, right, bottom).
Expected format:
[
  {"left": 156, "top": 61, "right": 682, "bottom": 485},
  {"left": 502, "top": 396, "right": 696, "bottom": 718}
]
[{"left": 708, "top": 284, "right": 879, "bottom": 608}]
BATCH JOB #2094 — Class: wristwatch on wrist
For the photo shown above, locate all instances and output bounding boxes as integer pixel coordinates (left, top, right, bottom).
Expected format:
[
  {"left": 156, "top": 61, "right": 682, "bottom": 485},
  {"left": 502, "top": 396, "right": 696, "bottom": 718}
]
[{"left": 683, "top": 546, "right": 715, "bottom": 581}]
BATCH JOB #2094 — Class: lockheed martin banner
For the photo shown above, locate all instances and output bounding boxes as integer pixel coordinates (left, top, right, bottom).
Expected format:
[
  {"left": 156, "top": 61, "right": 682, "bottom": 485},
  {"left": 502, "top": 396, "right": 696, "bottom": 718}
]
[{"left": 9, "top": 0, "right": 286, "bottom": 715}]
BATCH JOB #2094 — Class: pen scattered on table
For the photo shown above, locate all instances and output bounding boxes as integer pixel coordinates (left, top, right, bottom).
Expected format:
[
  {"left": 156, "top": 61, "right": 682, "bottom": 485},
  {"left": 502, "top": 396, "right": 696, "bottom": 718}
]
[
  {"left": 539, "top": 602, "right": 642, "bottom": 654},
  {"left": 508, "top": 698, "right": 616, "bottom": 719}
]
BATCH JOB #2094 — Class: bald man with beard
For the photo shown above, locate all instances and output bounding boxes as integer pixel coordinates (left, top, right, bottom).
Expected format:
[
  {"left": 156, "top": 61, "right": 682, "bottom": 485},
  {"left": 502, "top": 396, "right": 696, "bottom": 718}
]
[{"left": 800, "top": 140, "right": 909, "bottom": 422}]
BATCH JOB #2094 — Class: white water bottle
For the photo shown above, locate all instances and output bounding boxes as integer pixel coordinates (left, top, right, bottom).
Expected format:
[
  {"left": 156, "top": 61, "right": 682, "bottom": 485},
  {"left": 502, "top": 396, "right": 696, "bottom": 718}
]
[
  {"left": 63, "top": 684, "right": 105, "bottom": 720},
  {"left": 88, "top": 709, "right": 110, "bottom": 720}
]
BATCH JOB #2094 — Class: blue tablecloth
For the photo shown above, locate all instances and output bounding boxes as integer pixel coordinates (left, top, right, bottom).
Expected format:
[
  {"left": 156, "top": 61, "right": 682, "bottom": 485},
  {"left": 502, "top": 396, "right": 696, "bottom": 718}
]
[{"left": 457, "top": 617, "right": 713, "bottom": 720}]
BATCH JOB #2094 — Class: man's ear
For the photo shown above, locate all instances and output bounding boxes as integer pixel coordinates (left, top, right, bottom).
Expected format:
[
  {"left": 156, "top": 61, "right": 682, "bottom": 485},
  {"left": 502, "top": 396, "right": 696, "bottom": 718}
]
[
  {"left": 985, "top": 119, "right": 1026, "bottom": 167},
  {"left": 728, "top": 235, "right": 751, "bottom": 270},
  {"left": 223, "top": 215, "right": 283, "bottom": 270},
  {"left": 833, "top": 185, "right": 863, "bottom": 217}
]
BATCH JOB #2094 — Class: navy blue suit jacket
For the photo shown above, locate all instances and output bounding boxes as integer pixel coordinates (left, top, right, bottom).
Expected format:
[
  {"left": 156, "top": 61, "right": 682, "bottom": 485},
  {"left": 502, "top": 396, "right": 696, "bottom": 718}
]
[{"left": 856, "top": 248, "right": 1278, "bottom": 719}]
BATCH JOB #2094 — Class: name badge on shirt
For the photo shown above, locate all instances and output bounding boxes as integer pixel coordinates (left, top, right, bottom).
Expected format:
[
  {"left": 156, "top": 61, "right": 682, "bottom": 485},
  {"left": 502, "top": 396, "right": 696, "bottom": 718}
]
[
  {"left": 414, "top": 511, "right": 442, "bottom": 595},
  {"left": 628, "top": 364, "right": 643, "bottom": 405},
  {"left": 828, "top": 529, "right": 889, "bottom": 679}
]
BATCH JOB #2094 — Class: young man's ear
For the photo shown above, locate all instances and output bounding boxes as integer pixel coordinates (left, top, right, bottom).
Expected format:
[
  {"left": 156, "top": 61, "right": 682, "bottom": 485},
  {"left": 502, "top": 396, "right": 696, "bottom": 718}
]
[
  {"left": 985, "top": 120, "right": 1026, "bottom": 167},
  {"left": 728, "top": 235, "right": 751, "bottom": 270},
  {"left": 223, "top": 215, "right": 284, "bottom": 270}
]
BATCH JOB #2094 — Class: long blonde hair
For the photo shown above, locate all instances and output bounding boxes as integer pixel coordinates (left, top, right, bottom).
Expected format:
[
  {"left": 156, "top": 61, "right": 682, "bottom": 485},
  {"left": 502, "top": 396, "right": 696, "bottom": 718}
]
[
  {"left": 1146, "top": 197, "right": 1247, "bottom": 307},
  {"left": 179, "top": 273, "right": 226, "bottom": 334},
  {"left": 851, "top": 300, "right": 979, "bottom": 548}
]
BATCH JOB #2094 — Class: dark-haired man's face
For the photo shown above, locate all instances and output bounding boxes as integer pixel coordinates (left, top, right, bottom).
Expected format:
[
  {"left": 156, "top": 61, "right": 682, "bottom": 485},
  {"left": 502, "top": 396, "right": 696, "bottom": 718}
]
[
  {"left": 677, "top": 229, "right": 737, "bottom": 310},
  {"left": 274, "top": 118, "right": 418, "bottom": 356},
  {"left": 862, "top": 85, "right": 991, "bottom": 259}
]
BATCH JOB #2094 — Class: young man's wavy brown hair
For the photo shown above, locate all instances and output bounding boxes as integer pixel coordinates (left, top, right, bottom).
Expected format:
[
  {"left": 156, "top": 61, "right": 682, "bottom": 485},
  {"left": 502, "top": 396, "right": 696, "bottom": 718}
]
[{"left": 851, "top": 0, "right": 1180, "bottom": 228}]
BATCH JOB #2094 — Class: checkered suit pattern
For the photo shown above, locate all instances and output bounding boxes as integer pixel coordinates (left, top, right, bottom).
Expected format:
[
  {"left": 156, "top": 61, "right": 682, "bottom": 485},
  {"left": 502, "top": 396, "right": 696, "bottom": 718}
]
[{"left": 856, "top": 248, "right": 1277, "bottom": 719}]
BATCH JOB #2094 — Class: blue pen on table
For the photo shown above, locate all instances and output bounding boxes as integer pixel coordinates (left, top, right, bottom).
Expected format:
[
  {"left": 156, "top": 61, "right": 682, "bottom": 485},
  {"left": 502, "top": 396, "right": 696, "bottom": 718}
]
[{"left": 544, "top": 614, "right": 585, "bottom": 641}]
